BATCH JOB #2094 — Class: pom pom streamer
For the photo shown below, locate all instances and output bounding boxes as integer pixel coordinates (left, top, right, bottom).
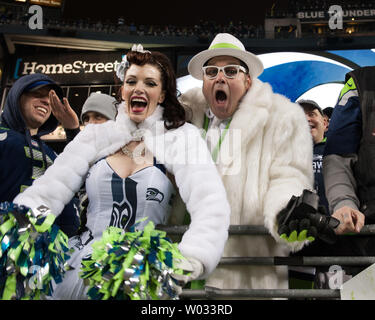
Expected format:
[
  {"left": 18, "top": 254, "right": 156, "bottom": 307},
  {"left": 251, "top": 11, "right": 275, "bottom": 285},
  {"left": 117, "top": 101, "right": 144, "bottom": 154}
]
[
  {"left": 80, "top": 221, "right": 189, "bottom": 300},
  {"left": 0, "top": 202, "right": 70, "bottom": 300}
]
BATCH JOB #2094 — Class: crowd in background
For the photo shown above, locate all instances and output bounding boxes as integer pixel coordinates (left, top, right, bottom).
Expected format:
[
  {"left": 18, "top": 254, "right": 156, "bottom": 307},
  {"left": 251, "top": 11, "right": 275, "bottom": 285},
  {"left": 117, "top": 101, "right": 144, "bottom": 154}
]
[
  {"left": 0, "top": 4, "right": 264, "bottom": 40},
  {"left": 1, "top": 0, "right": 375, "bottom": 41}
]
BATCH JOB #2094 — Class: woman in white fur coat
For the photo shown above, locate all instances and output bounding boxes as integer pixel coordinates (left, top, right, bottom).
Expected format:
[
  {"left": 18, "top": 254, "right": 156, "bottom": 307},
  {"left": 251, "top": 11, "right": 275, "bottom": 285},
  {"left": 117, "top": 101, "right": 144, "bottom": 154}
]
[
  {"left": 13, "top": 46, "right": 230, "bottom": 299},
  {"left": 179, "top": 33, "right": 314, "bottom": 292}
]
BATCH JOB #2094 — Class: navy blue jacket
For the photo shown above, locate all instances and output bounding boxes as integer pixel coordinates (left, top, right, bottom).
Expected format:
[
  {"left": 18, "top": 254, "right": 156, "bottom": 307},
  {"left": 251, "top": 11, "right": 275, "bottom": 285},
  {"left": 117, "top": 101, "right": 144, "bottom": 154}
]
[
  {"left": 0, "top": 74, "right": 79, "bottom": 237},
  {"left": 313, "top": 138, "right": 329, "bottom": 214}
]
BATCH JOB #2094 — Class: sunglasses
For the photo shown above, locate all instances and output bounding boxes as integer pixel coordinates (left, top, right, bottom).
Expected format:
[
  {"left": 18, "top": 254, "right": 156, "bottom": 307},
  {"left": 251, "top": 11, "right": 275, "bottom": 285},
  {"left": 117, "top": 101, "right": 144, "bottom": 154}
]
[{"left": 202, "top": 64, "right": 248, "bottom": 79}]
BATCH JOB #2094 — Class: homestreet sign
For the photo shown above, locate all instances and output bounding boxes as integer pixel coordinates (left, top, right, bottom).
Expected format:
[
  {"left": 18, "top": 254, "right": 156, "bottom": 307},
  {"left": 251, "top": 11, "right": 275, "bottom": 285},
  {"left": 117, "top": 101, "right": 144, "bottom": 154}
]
[
  {"left": 297, "top": 8, "right": 375, "bottom": 21},
  {"left": 11, "top": 52, "right": 123, "bottom": 85}
]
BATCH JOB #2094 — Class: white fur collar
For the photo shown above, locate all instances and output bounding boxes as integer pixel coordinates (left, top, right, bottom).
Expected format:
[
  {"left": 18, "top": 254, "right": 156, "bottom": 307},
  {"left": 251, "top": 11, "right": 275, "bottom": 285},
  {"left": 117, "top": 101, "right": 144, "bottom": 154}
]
[{"left": 115, "top": 102, "right": 165, "bottom": 139}]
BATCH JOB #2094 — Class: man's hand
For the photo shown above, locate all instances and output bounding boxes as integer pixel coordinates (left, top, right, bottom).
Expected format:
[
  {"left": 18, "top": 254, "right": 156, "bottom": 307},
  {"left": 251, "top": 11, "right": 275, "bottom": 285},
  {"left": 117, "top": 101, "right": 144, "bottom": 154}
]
[
  {"left": 277, "top": 189, "right": 340, "bottom": 244},
  {"left": 49, "top": 90, "right": 79, "bottom": 130},
  {"left": 332, "top": 206, "right": 365, "bottom": 234}
]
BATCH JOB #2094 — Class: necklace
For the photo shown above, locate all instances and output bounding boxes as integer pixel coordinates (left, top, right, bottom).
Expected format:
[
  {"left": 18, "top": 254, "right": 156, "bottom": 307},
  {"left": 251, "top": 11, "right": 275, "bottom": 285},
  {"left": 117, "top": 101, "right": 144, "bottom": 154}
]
[
  {"left": 121, "top": 128, "right": 146, "bottom": 159},
  {"left": 132, "top": 129, "right": 145, "bottom": 142},
  {"left": 121, "top": 143, "right": 145, "bottom": 159}
]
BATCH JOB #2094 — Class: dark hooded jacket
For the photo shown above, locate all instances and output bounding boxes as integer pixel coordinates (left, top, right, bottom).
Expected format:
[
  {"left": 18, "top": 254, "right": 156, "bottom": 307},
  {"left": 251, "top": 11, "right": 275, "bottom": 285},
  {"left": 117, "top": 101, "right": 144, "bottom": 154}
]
[{"left": 0, "top": 74, "right": 79, "bottom": 237}]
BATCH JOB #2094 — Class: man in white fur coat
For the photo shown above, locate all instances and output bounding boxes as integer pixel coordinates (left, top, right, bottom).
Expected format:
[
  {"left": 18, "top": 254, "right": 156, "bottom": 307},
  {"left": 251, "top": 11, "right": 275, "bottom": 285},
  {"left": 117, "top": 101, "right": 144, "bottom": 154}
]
[{"left": 179, "top": 33, "right": 314, "bottom": 292}]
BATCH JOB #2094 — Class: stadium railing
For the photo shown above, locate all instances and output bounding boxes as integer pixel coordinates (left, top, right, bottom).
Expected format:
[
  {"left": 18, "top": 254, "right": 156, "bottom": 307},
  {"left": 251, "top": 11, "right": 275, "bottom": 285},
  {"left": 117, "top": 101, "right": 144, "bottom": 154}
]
[{"left": 157, "top": 224, "right": 375, "bottom": 299}]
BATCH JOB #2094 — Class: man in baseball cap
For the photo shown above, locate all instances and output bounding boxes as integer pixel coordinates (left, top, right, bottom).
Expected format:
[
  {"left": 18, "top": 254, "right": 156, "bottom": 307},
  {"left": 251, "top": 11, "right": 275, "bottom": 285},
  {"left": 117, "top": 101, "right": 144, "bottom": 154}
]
[
  {"left": 0, "top": 73, "right": 80, "bottom": 237},
  {"left": 179, "top": 33, "right": 314, "bottom": 294},
  {"left": 297, "top": 99, "right": 327, "bottom": 146}
]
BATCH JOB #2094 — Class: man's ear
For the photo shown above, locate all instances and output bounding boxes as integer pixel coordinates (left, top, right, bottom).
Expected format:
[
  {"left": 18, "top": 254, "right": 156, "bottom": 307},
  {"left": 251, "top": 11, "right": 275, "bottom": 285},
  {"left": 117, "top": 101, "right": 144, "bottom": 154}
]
[{"left": 245, "top": 75, "right": 252, "bottom": 91}]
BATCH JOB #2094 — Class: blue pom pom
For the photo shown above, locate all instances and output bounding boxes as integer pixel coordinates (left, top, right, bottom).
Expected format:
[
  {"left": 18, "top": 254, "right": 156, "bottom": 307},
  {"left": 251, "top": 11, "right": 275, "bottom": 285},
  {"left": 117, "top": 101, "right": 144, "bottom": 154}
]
[{"left": 0, "top": 202, "right": 71, "bottom": 300}]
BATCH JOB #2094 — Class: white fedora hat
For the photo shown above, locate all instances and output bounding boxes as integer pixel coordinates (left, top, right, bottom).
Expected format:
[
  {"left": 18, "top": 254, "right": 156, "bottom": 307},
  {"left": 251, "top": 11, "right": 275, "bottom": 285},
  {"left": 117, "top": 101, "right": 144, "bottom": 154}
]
[{"left": 188, "top": 33, "right": 264, "bottom": 80}]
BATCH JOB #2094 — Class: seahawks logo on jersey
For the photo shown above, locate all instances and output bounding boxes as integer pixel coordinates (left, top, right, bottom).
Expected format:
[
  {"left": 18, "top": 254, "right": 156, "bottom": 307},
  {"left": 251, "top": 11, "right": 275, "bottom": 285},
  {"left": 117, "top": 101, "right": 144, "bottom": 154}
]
[
  {"left": 109, "top": 175, "right": 137, "bottom": 231},
  {"left": 146, "top": 188, "right": 164, "bottom": 203},
  {"left": 338, "top": 77, "right": 358, "bottom": 107},
  {"left": 110, "top": 201, "right": 134, "bottom": 230}
]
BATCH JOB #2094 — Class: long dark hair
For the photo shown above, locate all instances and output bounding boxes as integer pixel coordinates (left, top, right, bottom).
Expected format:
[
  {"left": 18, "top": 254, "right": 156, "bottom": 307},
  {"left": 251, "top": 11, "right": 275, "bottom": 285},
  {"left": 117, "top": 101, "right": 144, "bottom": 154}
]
[{"left": 117, "top": 50, "right": 185, "bottom": 130}]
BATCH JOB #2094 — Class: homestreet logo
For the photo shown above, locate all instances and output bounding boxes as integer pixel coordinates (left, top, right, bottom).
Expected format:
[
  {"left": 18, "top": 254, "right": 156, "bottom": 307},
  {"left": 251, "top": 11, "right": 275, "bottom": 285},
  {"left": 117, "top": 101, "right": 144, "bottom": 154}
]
[
  {"left": 19, "top": 59, "right": 121, "bottom": 76},
  {"left": 13, "top": 53, "right": 124, "bottom": 84}
]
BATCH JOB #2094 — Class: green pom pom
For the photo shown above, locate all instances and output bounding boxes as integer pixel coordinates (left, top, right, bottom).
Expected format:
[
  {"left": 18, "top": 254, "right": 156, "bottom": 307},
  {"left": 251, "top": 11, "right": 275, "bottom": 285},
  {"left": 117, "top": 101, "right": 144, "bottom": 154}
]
[
  {"left": 0, "top": 202, "right": 71, "bottom": 300},
  {"left": 80, "top": 220, "right": 187, "bottom": 300}
]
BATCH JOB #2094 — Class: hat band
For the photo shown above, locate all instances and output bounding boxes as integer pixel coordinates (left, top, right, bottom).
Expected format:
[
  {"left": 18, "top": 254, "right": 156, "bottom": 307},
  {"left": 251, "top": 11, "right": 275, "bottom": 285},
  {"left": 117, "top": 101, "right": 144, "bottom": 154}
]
[{"left": 209, "top": 43, "right": 242, "bottom": 50}]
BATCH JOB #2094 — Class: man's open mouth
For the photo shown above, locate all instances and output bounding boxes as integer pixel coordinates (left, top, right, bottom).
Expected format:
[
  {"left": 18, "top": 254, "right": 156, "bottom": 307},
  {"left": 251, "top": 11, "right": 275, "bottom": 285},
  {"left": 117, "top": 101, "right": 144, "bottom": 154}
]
[{"left": 215, "top": 90, "right": 227, "bottom": 104}]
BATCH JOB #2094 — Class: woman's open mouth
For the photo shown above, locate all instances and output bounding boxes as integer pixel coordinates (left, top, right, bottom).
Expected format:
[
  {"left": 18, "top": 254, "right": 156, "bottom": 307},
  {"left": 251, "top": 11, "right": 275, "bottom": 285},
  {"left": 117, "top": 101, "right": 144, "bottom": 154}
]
[{"left": 130, "top": 97, "right": 147, "bottom": 113}]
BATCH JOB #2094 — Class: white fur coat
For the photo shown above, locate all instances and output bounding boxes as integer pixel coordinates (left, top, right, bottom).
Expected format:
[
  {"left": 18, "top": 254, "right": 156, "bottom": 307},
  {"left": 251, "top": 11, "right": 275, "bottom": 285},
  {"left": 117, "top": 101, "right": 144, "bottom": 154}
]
[
  {"left": 14, "top": 105, "right": 231, "bottom": 278},
  {"left": 179, "top": 79, "right": 314, "bottom": 290}
]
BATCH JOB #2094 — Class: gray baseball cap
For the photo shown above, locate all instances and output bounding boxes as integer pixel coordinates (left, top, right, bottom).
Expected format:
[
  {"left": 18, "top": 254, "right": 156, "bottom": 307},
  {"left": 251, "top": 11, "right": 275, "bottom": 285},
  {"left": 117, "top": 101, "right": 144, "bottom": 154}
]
[
  {"left": 297, "top": 99, "right": 323, "bottom": 115},
  {"left": 80, "top": 92, "right": 117, "bottom": 122}
]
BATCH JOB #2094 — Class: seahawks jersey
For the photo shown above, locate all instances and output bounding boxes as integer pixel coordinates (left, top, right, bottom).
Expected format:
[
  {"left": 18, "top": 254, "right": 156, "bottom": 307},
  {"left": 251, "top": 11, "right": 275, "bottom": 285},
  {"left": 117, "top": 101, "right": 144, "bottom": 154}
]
[
  {"left": 0, "top": 126, "right": 54, "bottom": 202},
  {"left": 85, "top": 158, "right": 175, "bottom": 239},
  {"left": 324, "top": 77, "right": 362, "bottom": 156},
  {"left": 51, "top": 159, "right": 175, "bottom": 299}
]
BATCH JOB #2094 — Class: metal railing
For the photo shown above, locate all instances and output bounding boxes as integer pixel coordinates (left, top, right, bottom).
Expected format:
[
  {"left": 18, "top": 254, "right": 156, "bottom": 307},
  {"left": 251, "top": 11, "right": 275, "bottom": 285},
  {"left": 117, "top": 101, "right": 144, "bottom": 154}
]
[
  {"left": 158, "top": 224, "right": 375, "bottom": 236},
  {"left": 180, "top": 288, "right": 341, "bottom": 299},
  {"left": 157, "top": 224, "right": 375, "bottom": 299}
]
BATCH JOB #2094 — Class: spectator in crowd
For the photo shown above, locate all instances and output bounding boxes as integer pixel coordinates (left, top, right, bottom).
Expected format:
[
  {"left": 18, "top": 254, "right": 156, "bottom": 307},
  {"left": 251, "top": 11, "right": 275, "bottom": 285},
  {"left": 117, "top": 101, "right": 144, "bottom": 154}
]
[
  {"left": 179, "top": 33, "right": 313, "bottom": 292},
  {"left": 14, "top": 45, "right": 230, "bottom": 299},
  {"left": 51, "top": 91, "right": 118, "bottom": 145},
  {"left": 0, "top": 74, "right": 80, "bottom": 237},
  {"left": 290, "top": 67, "right": 373, "bottom": 290},
  {"left": 288, "top": 99, "right": 329, "bottom": 290},
  {"left": 297, "top": 99, "right": 329, "bottom": 212},
  {"left": 75, "top": 92, "right": 118, "bottom": 234},
  {"left": 323, "top": 66, "right": 370, "bottom": 242},
  {"left": 80, "top": 92, "right": 118, "bottom": 126}
]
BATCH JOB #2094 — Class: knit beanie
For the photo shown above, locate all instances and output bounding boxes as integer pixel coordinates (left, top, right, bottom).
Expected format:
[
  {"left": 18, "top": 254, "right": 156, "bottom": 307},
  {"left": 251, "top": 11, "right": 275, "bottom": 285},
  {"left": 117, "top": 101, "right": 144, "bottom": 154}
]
[{"left": 80, "top": 92, "right": 117, "bottom": 122}]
